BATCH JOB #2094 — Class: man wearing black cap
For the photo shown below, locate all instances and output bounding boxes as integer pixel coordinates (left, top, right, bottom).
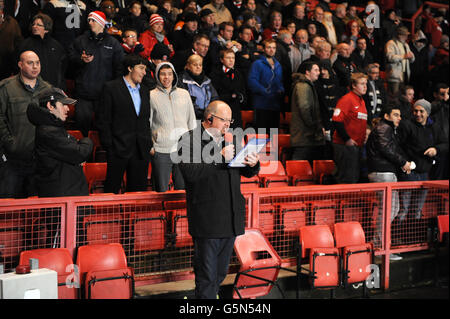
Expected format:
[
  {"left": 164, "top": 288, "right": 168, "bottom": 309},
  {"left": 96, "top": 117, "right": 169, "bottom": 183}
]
[
  {"left": 26, "top": 87, "right": 93, "bottom": 197},
  {"left": 0, "top": 50, "right": 51, "bottom": 198},
  {"left": 169, "top": 11, "right": 199, "bottom": 52},
  {"left": 198, "top": 8, "right": 218, "bottom": 40}
]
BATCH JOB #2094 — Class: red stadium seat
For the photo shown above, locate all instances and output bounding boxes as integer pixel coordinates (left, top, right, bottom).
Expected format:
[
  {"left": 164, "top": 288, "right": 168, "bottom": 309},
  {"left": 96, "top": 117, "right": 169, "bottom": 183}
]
[
  {"left": 310, "top": 200, "right": 338, "bottom": 229},
  {"left": 258, "top": 203, "right": 278, "bottom": 236},
  {"left": 83, "top": 208, "right": 122, "bottom": 245},
  {"left": 241, "top": 110, "right": 254, "bottom": 129},
  {"left": 259, "top": 161, "right": 289, "bottom": 188},
  {"left": 275, "top": 134, "right": 291, "bottom": 164},
  {"left": 76, "top": 243, "right": 134, "bottom": 299},
  {"left": 298, "top": 225, "right": 340, "bottom": 297},
  {"left": 19, "top": 248, "right": 77, "bottom": 299},
  {"left": 232, "top": 228, "right": 284, "bottom": 299},
  {"left": 83, "top": 163, "right": 107, "bottom": 193},
  {"left": 130, "top": 210, "right": 167, "bottom": 251},
  {"left": 164, "top": 200, "right": 192, "bottom": 248},
  {"left": 240, "top": 175, "right": 261, "bottom": 190},
  {"left": 285, "top": 160, "right": 314, "bottom": 186},
  {"left": 278, "top": 202, "right": 308, "bottom": 236},
  {"left": 67, "top": 130, "right": 84, "bottom": 140},
  {"left": 334, "top": 222, "right": 374, "bottom": 293},
  {"left": 313, "top": 160, "right": 335, "bottom": 184},
  {"left": 0, "top": 216, "right": 23, "bottom": 261},
  {"left": 437, "top": 215, "right": 449, "bottom": 243}
]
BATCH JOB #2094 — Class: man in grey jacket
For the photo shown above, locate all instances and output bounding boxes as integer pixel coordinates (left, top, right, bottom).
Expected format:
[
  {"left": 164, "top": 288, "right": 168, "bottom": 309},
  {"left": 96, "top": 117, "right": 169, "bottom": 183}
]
[
  {"left": 0, "top": 50, "right": 51, "bottom": 198},
  {"left": 149, "top": 62, "right": 197, "bottom": 192},
  {"left": 290, "top": 61, "right": 325, "bottom": 165}
]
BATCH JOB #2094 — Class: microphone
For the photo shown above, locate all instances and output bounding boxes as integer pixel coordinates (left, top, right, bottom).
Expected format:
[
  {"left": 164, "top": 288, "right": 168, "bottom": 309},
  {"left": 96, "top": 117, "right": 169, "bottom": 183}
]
[{"left": 224, "top": 132, "right": 233, "bottom": 146}]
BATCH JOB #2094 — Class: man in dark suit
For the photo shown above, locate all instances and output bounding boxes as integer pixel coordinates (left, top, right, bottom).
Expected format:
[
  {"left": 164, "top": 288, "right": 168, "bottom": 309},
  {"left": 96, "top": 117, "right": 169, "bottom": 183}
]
[
  {"left": 177, "top": 100, "right": 260, "bottom": 299},
  {"left": 97, "top": 54, "right": 152, "bottom": 193}
]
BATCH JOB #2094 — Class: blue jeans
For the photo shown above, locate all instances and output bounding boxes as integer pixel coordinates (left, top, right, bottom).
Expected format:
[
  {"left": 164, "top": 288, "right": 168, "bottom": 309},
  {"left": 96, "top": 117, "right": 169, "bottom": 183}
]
[
  {"left": 193, "top": 237, "right": 236, "bottom": 299},
  {"left": 398, "top": 171, "right": 428, "bottom": 221}
]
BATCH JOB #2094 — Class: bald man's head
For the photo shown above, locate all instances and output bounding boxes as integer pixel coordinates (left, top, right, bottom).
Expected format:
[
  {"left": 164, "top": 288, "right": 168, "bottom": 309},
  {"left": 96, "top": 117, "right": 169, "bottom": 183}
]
[{"left": 18, "top": 51, "right": 41, "bottom": 80}]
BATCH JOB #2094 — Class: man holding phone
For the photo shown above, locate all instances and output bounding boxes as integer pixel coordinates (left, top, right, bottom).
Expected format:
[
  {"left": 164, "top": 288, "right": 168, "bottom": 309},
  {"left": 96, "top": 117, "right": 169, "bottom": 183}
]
[{"left": 68, "top": 10, "right": 124, "bottom": 137}]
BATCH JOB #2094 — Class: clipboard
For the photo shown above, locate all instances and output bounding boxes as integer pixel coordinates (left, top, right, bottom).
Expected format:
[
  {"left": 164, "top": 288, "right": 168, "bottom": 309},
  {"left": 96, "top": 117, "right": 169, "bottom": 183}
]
[{"left": 228, "top": 138, "right": 269, "bottom": 167}]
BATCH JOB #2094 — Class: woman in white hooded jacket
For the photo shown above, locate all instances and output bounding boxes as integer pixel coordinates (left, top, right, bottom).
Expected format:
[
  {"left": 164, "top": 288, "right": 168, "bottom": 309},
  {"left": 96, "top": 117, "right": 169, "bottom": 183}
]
[{"left": 149, "top": 61, "right": 197, "bottom": 192}]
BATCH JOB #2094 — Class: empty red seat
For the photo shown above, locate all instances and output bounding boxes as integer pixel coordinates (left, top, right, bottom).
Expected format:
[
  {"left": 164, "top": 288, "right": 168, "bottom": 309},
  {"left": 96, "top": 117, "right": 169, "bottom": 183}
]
[
  {"left": 83, "top": 163, "right": 107, "bottom": 193},
  {"left": 0, "top": 217, "right": 23, "bottom": 261},
  {"left": 83, "top": 208, "right": 122, "bottom": 245},
  {"left": 313, "top": 160, "right": 335, "bottom": 184},
  {"left": 298, "top": 225, "right": 340, "bottom": 294},
  {"left": 279, "top": 202, "right": 308, "bottom": 236},
  {"left": 19, "top": 248, "right": 77, "bottom": 299},
  {"left": 285, "top": 160, "right": 314, "bottom": 186},
  {"left": 334, "top": 221, "right": 373, "bottom": 289},
  {"left": 259, "top": 161, "right": 289, "bottom": 188},
  {"left": 310, "top": 200, "right": 338, "bottom": 229},
  {"left": 258, "top": 203, "right": 278, "bottom": 236},
  {"left": 241, "top": 110, "right": 254, "bottom": 129},
  {"left": 131, "top": 210, "right": 167, "bottom": 251},
  {"left": 76, "top": 243, "right": 134, "bottom": 299},
  {"left": 240, "top": 175, "right": 261, "bottom": 190},
  {"left": 437, "top": 215, "right": 449, "bottom": 243},
  {"left": 233, "top": 228, "right": 284, "bottom": 299}
]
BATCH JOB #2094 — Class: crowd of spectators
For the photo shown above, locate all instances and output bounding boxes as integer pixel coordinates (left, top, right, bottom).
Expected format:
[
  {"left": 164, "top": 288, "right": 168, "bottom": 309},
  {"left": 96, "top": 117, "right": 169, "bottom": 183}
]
[{"left": 0, "top": 0, "right": 449, "bottom": 199}]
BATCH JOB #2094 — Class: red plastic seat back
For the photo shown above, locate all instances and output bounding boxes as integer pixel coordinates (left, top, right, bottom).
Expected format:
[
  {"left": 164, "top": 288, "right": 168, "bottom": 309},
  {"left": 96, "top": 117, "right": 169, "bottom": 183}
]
[
  {"left": 286, "top": 160, "right": 314, "bottom": 186},
  {"left": 19, "top": 248, "right": 72, "bottom": 275},
  {"left": 233, "top": 228, "right": 281, "bottom": 298},
  {"left": 299, "top": 225, "right": 335, "bottom": 258},
  {"left": 76, "top": 243, "right": 128, "bottom": 281},
  {"left": 19, "top": 248, "right": 77, "bottom": 299},
  {"left": 309, "top": 247, "right": 340, "bottom": 287},
  {"left": 259, "top": 161, "right": 286, "bottom": 176},
  {"left": 132, "top": 211, "right": 167, "bottom": 251},
  {"left": 310, "top": 200, "right": 338, "bottom": 229},
  {"left": 279, "top": 202, "right": 308, "bottom": 235},
  {"left": 334, "top": 221, "right": 366, "bottom": 248},
  {"left": 342, "top": 244, "right": 373, "bottom": 284},
  {"left": 437, "top": 215, "right": 449, "bottom": 242}
]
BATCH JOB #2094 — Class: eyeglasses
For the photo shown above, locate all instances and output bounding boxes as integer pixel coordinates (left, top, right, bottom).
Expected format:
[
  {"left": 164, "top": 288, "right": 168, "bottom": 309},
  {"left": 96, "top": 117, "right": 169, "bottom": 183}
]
[
  {"left": 211, "top": 114, "right": 234, "bottom": 124},
  {"left": 124, "top": 34, "right": 137, "bottom": 38}
]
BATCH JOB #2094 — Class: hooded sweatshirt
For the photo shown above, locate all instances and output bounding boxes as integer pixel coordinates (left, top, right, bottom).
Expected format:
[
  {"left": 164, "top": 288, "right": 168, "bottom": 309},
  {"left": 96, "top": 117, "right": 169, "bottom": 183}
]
[{"left": 149, "top": 62, "right": 197, "bottom": 153}]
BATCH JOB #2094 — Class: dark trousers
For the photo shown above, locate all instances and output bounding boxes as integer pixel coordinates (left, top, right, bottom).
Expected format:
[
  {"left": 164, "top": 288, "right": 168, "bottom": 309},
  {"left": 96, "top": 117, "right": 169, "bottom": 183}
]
[
  {"left": 0, "top": 159, "right": 36, "bottom": 198},
  {"left": 254, "top": 109, "right": 280, "bottom": 132},
  {"left": 333, "top": 143, "right": 362, "bottom": 184},
  {"left": 150, "top": 151, "right": 185, "bottom": 192},
  {"left": 75, "top": 98, "right": 96, "bottom": 137},
  {"left": 193, "top": 236, "right": 236, "bottom": 299},
  {"left": 104, "top": 146, "right": 149, "bottom": 194}
]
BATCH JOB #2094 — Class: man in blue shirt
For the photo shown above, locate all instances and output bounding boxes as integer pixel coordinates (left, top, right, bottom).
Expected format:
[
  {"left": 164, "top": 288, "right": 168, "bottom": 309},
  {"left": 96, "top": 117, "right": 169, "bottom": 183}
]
[{"left": 97, "top": 54, "right": 152, "bottom": 193}]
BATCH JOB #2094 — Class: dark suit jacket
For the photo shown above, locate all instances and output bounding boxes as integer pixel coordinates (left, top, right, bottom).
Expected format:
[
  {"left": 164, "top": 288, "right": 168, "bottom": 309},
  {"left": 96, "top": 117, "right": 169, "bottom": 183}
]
[
  {"left": 97, "top": 77, "right": 152, "bottom": 160},
  {"left": 177, "top": 124, "right": 260, "bottom": 238}
]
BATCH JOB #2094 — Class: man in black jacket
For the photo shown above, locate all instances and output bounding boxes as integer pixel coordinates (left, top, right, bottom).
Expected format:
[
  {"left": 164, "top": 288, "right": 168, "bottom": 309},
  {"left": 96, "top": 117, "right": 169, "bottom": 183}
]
[
  {"left": 366, "top": 104, "right": 411, "bottom": 259},
  {"left": 177, "top": 100, "right": 260, "bottom": 299},
  {"left": 68, "top": 10, "right": 124, "bottom": 136},
  {"left": 397, "top": 99, "right": 449, "bottom": 222},
  {"left": 97, "top": 54, "right": 152, "bottom": 194},
  {"left": 27, "top": 87, "right": 93, "bottom": 197}
]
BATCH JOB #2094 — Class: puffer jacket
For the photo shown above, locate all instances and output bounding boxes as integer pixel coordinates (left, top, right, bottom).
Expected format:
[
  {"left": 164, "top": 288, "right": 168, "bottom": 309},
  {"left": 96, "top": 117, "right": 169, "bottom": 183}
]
[
  {"left": 367, "top": 118, "right": 408, "bottom": 174},
  {"left": 0, "top": 75, "right": 51, "bottom": 161},
  {"left": 290, "top": 73, "right": 325, "bottom": 147},
  {"left": 26, "top": 102, "right": 93, "bottom": 197},
  {"left": 178, "top": 70, "right": 219, "bottom": 119}
]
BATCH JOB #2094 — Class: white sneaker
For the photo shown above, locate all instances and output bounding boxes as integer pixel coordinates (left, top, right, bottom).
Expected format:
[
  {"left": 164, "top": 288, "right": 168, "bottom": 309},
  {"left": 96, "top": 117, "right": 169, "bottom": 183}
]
[{"left": 389, "top": 253, "right": 403, "bottom": 261}]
